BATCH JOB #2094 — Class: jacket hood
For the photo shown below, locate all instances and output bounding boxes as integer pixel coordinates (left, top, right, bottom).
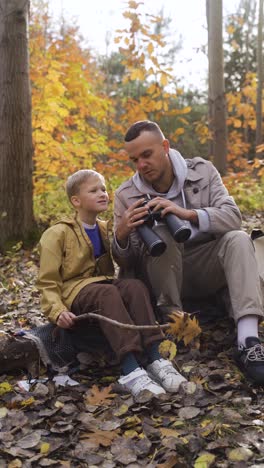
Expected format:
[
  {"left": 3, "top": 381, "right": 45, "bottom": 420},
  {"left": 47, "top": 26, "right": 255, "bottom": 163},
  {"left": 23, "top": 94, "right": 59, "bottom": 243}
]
[{"left": 132, "top": 148, "right": 187, "bottom": 198}]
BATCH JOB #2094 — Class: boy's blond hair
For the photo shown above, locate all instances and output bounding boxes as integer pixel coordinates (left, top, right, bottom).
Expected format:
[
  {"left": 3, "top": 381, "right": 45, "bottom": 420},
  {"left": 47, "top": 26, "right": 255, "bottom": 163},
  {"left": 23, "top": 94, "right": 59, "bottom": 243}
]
[{"left": 66, "top": 169, "right": 104, "bottom": 200}]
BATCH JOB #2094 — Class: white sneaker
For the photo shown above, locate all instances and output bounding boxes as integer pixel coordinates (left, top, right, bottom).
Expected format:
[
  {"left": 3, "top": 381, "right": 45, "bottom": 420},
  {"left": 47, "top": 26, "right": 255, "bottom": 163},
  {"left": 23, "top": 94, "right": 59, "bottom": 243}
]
[
  {"left": 147, "top": 359, "right": 187, "bottom": 392},
  {"left": 118, "top": 367, "right": 166, "bottom": 397}
]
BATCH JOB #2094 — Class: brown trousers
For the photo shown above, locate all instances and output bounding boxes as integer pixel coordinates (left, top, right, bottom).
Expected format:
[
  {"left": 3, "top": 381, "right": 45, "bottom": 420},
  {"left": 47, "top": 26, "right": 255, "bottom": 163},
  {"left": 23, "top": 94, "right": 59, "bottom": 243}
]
[{"left": 71, "top": 279, "right": 163, "bottom": 360}]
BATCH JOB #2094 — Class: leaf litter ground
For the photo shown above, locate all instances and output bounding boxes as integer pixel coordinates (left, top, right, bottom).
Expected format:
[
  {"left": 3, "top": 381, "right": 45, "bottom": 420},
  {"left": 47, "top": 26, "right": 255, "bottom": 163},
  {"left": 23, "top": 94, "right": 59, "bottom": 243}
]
[{"left": 0, "top": 214, "right": 263, "bottom": 467}]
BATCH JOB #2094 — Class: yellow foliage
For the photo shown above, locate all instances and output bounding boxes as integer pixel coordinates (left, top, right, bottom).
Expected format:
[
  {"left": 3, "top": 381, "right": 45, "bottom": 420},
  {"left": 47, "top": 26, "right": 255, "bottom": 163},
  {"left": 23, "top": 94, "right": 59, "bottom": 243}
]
[
  {"left": 159, "top": 340, "right": 177, "bottom": 360},
  {"left": 0, "top": 382, "right": 12, "bottom": 395},
  {"left": 160, "top": 72, "right": 168, "bottom": 87},
  {"left": 226, "top": 24, "right": 235, "bottom": 35},
  {"left": 167, "top": 311, "right": 202, "bottom": 345}
]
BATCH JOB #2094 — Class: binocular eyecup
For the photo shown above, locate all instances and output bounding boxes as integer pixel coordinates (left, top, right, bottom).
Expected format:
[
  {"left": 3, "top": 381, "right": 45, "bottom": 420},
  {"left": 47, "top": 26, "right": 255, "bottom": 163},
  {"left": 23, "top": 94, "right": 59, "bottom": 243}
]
[{"left": 136, "top": 198, "right": 192, "bottom": 257}]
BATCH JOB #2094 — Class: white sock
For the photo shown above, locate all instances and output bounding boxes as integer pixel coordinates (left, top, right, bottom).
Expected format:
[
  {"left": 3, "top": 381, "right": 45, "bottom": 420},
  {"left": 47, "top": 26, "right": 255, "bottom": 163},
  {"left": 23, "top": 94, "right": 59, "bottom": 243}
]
[{"left": 237, "top": 315, "right": 259, "bottom": 347}]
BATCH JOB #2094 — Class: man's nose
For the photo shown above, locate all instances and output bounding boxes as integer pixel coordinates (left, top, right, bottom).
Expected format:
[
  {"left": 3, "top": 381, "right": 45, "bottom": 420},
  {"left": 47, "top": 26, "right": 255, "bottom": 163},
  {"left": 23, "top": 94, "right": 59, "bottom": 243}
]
[{"left": 137, "top": 159, "right": 147, "bottom": 171}]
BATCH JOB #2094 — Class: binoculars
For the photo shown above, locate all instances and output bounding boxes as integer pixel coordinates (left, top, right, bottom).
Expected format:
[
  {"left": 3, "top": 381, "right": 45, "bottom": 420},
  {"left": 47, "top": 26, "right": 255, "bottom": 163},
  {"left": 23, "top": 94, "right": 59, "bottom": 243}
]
[{"left": 137, "top": 195, "right": 192, "bottom": 257}]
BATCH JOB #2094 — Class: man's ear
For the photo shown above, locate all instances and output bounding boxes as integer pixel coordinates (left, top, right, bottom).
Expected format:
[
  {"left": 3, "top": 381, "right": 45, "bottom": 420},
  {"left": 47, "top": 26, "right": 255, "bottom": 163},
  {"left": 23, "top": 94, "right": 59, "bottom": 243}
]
[
  {"left": 162, "top": 139, "right": 170, "bottom": 154},
  {"left": 71, "top": 195, "right": 80, "bottom": 208}
]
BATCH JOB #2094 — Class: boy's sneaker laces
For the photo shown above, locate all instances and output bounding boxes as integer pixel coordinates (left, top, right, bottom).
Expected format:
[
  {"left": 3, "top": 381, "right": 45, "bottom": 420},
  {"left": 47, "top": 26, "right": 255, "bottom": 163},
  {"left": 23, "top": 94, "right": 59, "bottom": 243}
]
[
  {"left": 147, "top": 358, "right": 187, "bottom": 392},
  {"left": 118, "top": 367, "right": 166, "bottom": 397}
]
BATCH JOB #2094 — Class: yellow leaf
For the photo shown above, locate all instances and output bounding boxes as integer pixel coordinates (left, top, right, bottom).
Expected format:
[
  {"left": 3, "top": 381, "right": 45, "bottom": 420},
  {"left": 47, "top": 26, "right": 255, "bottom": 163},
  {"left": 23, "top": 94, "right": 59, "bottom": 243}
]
[
  {"left": 167, "top": 312, "right": 201, "bottom": 345},
  {"left": 130, "top": 68, "right": 145, "bottom": 81},
  {"left": 174, "top": 128, "right": 185, "bottom": 137},
  {"left": 182, "top": 316, "right": 202, "bottom": 345},
  {"left": 123, "top": 416, "right": 141, "bottom": 428},
  {"left": 228, "top": 447, "right": 253, "bottom": 462},
  {"left": 194, "top": 452, "right": 216, "bottom": 467},
  {"left": 0, "top": 382, "right": 12, "bottom": 396},
  {"left": 155, "top": 100, "right": 163, "bottom": 110},
  {"left": 8, "top": 459, "right": 22, "bottom": 468},
  {"left": 160, "top": 427, "right": 180, "bottom": 438},
  {"left": 0, "top": 407, "right": 8, "bottom": 418},
  {"left": 159, "top": 340, "right": 177, "bottom": 360},
  {"left": 21, "top": 397, "right": 35, "bottom": 407},
  {"left": 55, "top": 401, "right": 64, "bottom": 409},
  {"left": 226, "top": 24, "right": 235, "bottom": 35},
  {"left": 233, "top": 119, "right": 242, "bottom": 128},
  {"left": 147, "top": 42, "right": 154, "bottom": 55},
  {"left": 40, "top": 442, "right": 50, "bottom": 454},
  {"left": 113, "top": 404, "right": 129, "bottom": 416},
  {"left": 160, "top": 72, "right": 168, "bottom": 87},
  {"left": 124, "top": 429, "right": 139, "bottom": 438}
]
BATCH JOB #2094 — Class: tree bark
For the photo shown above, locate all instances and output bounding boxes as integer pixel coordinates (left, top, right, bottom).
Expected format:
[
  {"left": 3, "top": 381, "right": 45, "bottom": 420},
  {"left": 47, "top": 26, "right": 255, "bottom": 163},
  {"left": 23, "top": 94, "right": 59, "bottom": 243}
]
[
  {"left": 0, "top": 0, "right": 35, "bottom": 251},
  {"left": 256, "top": 0, "right": 263, "bottom": 152},
  {"left": 0, "top": 332, "right": 39, "bottom": 375},
  {"left": 206, "top": 0, "right": 227, "bottom": 175}
]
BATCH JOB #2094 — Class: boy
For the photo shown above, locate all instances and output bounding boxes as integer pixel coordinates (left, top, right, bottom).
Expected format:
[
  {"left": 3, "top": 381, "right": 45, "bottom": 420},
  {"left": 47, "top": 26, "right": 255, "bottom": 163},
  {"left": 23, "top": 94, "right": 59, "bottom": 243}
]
[{"left": 37, "top": 169, "right": 186, "bottom": 398}]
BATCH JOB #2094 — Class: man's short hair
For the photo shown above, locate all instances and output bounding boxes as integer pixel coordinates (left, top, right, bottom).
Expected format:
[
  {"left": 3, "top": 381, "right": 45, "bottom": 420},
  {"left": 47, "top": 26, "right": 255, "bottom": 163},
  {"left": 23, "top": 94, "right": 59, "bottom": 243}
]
[
  {"left": 124, "top": 120, "right": 165, "bottom": 142},
  {"left": 66, "top": 169, "right": 104, "bottom": 199}
]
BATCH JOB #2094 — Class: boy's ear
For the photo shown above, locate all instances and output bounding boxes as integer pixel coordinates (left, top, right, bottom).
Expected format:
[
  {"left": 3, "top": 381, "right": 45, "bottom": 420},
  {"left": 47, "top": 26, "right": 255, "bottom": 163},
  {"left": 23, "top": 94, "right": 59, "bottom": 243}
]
[{"left": 71, "top": 195, "right": 80, "bottom": 208}]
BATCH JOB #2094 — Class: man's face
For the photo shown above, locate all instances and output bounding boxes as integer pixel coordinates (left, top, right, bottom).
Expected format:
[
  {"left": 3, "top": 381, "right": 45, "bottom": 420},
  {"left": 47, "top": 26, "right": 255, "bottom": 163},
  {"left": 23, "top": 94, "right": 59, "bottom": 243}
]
[
  {"left": 124, "top": 131, "right": 170, "bottom": 185},
  {"left": 72, "top": 176, "right": 109, "bottom": 215}
]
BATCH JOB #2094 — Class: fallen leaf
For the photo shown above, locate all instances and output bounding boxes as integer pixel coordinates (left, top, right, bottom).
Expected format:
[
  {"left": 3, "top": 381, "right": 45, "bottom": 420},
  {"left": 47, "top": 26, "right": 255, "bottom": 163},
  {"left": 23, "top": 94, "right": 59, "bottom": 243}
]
[
  {"left": 194, "top": 452, "right": 216, "bottom": 467},
  {"left": 17, "top": 431, "right": 41, "bottom": 449},
  {"left": 40, "top": 442, "right": 50, "bottom": 454},
  {"left": 228, "top": 447, "right": 253, "bottom": 462},
  {"left": 0, "top": 407, "right": 8, "bottom": 418},
  {"left": 8, "top": 459, "right": 22, "bottom": 468},
  {"left": 80, "top": 429, "right": 119, "bottom": 447},
  {"left": 159, "top": 340, "right": 177, "bottom": 360},
  {"left": 178, "top": 406, "right": 201, "bottom": 420},
  {"left": 157, "top": 455, "right": 178, "bottom": 468},
  {"left": 0, "top": 382, "right": 12, "bottom": 395},
  {"left": 85, "top": 385, "right": 116, "bottom": 406}
]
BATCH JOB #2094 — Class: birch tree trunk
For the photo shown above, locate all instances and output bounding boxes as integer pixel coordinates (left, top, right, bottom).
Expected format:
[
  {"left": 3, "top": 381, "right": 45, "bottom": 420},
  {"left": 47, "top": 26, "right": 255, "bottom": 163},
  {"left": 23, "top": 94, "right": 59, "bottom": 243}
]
[
  {"left": 206, "top": 0, "right": 227, "bottom": 175},
  {"left": 0, "top": 0, "right": 35, "bottom": 251}
]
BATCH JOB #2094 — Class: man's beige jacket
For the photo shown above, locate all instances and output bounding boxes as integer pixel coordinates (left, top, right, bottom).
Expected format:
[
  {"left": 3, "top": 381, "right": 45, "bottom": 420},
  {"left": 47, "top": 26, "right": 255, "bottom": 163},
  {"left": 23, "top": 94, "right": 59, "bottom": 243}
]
[{"left": 112, "top": 156, "right": 242, "bottom": 271}]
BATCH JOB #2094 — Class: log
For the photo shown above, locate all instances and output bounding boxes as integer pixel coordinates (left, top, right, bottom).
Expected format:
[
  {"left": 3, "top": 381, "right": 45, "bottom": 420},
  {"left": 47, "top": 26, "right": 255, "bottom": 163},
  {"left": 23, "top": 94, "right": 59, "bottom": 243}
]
[{"left": 0, "top": 332, "right": 40, "bottom": 375}]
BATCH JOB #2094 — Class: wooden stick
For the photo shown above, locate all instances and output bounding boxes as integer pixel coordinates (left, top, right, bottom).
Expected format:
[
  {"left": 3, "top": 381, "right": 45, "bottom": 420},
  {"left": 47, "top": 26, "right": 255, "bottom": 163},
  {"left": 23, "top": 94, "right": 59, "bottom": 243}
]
[{"left": 74, "top": 310, "right": 183, "bottom": 330}]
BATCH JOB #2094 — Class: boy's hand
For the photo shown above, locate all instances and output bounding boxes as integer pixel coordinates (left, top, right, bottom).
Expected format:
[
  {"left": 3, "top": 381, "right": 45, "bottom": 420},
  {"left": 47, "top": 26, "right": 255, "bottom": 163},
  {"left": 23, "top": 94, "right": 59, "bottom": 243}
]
[{"left": 57, "top": 311, "right": 76, "bottom": 329}]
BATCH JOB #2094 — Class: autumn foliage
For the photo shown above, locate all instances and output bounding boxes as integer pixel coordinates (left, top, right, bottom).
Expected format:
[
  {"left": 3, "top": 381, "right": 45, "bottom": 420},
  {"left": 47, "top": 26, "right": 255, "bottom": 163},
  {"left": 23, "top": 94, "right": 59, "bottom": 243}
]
[{"left": 29, "top": 1, "right": 263, "bottom": 221}]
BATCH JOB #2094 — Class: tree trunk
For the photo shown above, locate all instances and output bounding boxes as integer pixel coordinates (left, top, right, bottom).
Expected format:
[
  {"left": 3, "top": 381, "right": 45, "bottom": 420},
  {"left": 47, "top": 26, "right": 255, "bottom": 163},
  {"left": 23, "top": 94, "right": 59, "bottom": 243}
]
[
  {"left": 0, "top": 0, "right": 35, "bottom": 251},
  {"left": 206, "top": 0, "right": 227, "bottom": 175},
  {"left": 256, "top": 0, "right": 263, "bottom": 153}
]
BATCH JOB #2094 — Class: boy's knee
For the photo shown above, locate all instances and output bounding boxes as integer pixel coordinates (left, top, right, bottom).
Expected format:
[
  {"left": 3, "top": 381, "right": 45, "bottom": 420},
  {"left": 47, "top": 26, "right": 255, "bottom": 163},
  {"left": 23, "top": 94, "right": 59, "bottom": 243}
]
[
  {"left": 123, "top": 278, "right": 148, "bottom": 293},
  {"left": 101, "top": 284, "right": 120, "bottom": 298}
]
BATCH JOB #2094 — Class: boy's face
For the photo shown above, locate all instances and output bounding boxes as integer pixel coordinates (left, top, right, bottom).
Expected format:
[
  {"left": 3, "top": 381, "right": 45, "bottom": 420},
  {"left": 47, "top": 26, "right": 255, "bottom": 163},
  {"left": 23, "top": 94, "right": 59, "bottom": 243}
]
[{"left": 71, "top": 176, "right": 109, "bottom": 216}]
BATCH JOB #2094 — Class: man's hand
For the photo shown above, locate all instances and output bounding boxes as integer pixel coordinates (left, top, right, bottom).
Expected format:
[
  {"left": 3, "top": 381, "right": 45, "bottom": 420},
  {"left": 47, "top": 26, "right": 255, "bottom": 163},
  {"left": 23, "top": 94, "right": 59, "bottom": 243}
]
[
  {"left": 115, "top": 198, "right": 149, "bottom": 246},
  {"left": 57, "top": 311, "right": 76, "bottom": 329},
  {"left": 147, "top": 197, "right": 198, "bottom": 225}
]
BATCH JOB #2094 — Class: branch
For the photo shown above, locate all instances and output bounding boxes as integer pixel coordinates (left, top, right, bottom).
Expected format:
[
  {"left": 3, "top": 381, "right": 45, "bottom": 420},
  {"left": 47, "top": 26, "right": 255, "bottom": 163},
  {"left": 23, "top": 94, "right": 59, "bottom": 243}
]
[{"left": 74, "top": 311, "right": 183, "bottom": 330}]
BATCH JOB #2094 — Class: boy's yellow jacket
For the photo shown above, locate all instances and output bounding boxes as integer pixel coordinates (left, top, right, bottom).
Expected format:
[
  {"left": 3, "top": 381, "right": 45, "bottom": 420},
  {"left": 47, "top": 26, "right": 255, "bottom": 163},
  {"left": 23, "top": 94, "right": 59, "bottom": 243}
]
[{"left": 37, "top": 214, "right": 115, "bottom": 323}]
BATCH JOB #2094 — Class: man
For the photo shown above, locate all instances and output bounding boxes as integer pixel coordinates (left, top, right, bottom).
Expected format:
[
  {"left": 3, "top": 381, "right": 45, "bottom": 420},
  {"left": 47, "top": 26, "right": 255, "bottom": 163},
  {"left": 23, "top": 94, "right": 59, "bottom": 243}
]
[{"left": 112, "top": 120, "right": 264, "bottom": 385}]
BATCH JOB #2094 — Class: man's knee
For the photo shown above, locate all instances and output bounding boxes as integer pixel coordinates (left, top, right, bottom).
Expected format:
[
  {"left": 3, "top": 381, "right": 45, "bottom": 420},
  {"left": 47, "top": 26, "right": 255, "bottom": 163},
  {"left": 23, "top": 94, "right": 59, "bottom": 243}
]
[{"left": 222, "top": 230, "right": 253, "bottom": 248}]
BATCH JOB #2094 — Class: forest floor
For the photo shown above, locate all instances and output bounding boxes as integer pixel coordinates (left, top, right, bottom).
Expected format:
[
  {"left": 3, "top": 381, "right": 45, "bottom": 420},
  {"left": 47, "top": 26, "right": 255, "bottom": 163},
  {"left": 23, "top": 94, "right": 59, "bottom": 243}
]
[{"left": 0, "top": 213, "right": 263, "bottom": 468}]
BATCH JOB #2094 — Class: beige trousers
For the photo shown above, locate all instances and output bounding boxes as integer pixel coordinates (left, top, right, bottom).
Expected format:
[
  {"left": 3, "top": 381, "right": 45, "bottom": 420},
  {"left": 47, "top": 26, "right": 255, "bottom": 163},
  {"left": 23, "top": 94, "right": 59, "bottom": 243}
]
[{"left": 146, "top": 227, "right": 264, "bottom": 323}]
